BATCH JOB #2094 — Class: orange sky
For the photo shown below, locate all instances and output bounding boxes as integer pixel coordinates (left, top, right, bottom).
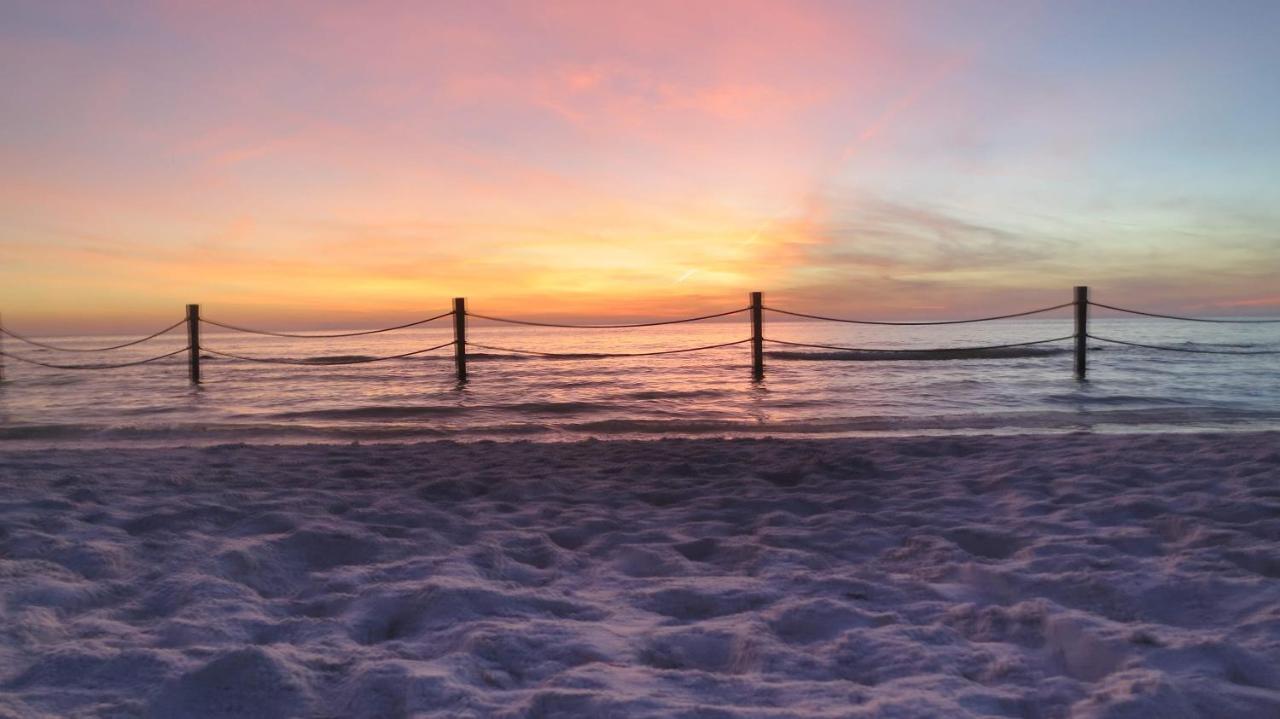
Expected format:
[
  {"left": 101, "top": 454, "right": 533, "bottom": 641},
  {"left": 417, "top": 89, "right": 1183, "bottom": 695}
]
[{"left": 2, "top": 1, "right": 1279, "bottom": 333}]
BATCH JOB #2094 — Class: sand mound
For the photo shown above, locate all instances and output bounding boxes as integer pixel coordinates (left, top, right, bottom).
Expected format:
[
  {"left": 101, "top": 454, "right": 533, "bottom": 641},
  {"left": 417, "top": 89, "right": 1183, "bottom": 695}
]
[{"left": 147, "top": 647, "right": 311, "bottom": 718}]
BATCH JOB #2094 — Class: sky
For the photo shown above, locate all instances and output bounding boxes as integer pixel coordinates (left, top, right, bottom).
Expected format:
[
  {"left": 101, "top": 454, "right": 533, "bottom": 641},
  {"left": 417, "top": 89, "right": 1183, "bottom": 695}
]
[{"left": 2, "top": 0, "right": 1278, "bottom": 332}]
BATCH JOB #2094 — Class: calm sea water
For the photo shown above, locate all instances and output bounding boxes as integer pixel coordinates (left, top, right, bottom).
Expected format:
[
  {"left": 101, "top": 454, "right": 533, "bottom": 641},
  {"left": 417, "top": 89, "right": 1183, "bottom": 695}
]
[{"left": 1, "top": 314, "right": 1278, "bottom": 447}]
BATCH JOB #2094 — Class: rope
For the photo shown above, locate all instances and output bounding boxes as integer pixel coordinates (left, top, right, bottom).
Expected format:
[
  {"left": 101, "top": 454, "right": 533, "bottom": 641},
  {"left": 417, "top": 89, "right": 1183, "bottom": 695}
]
[
  {"left": 466, "top": 338, "right": 751, "bottom": 358},
  {"left": 200, "top": 311, "right": 454, "bottom": 338},
  {"left": 201, "top": 341, "right": 456, "bottom": 365},
  {"left": 0, "top": 319, "right": 186, "bottom": 352},
  {"left": 763, "top": 335, "right": 1075, "bottom": 353},
  {"left": 464, "top": 307, "right": 748, "bottom": 329},
  {"left": 763, "top": 302, "right": 1074, "bottom": 325},
  {"left": 1088, "top": 302, "right": 1280, "bottom": 323},
  {"left": 0, "top": 347, "right": 190, "bottom": 370},
  {"left": 1087, "top": 335, "right": 1280, "bottom": 355}
]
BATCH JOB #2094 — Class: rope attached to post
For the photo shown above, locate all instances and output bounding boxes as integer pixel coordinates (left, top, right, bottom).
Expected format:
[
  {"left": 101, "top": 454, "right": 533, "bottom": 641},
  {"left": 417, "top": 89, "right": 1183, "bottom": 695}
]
[
  {"left": 466, "top": 339, "right": 751, "bottom": 358},
  {"left": 1088, "top": 302, "right": 1280, "bottom": 323},
  {"left": 199, "top": 311, "right": 454, "bottom": 338},
  {"left": 201, "top": 341, "right": 456, "bottom": 365},
  {"left": 763, "top": 336, "right": 1075, "bottom": 353},
  {"left": 1086, "top": 335, "right": 1280, "bottom": 355},
  {"left": 0, "top": 319, "right": 186, "bottom": 352},
  {"left": 762, "top": 302, "right": 1073, "bottom": 325},
  {"left": 464, "top": 308, "right": 748, "bottom": 329},
  {"left": 0, "top": 347, "right": 190, "bottom": 370}
]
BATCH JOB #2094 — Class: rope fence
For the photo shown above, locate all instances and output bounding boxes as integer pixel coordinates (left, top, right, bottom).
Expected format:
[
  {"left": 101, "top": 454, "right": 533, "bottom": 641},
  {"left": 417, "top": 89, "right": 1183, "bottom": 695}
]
[
  {"left": 0, "top": 318, "right": 185, "bottom": 352},
  {"left": 1088, "top": 302, "right": 1280, "bottom": 323},
  {"left": 199, "top": 310, "right": 454, "bottom": 338},
  {"left": 1086, "top": 335, "right": 1280, "bottom": 355},
  {"left": 763, "top": 336, "right": 1076, "bottom": 354},
  {"left": 0, "top": 288, "right": 1275, "bottom": 387},
  {"left": 465, "top": 307, "right": 747, "bottom": 329},
  {"left": 762, "top": 301, "right": 1073, "bottom": 325},
  {"left": 202, "top": 340, "right": 457, "bottom": 365},
  {"left": 467, "top": 338, "right": 751, "bottom": 358},
  {"left": 0, "top": 347, "right": 190, "bottom": 370}
]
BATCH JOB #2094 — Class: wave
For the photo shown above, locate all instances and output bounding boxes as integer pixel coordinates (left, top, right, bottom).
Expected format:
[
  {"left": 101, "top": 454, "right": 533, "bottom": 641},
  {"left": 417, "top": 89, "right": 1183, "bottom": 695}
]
[
  {"left": 767, "top": 346, "right": 1070, "bottom": 361},
  {"left": 267, "top": 401, "right": 611, "bottom": 421},
  {"left": 0, "top": 422, "right": 451, "bottom": 443},
  {"left": 295, "top": 355, "right": 378, "bottom": 364},
  {"left": 500, "top": 400, "right": 612, "bottom": 414},
  {"left": 564, "top": 407, "right": 1280, "bottom": 435},
  {"left": 624, "top": 389, "right": 729, "bottom": 400},
  {"left": 270, "top": 406, "right": 468, "bottom": 420},
  {"left": 1086, "top": 341, "right": 1274, "bottom": 352},
  {"left": 0, "top": 419, "right": 559, "bottom": 444},
  {"left": 16, "top": 375, "right": 84, "bottom": 387},
  {"left": 1176, "top": 341, "right": 1269, "bottom": 350},
  {"left": 0, "top": 424, "right": 98, "bottom": 440},
  {"left": 1043, "top": 394, "right": 1190, "bottom": 406},
  {"left": 5, "top": 405, "right": 1280, "bottom": 446},
  {"left": 465, "top": 353, "right": 532, "bottom": 362}
]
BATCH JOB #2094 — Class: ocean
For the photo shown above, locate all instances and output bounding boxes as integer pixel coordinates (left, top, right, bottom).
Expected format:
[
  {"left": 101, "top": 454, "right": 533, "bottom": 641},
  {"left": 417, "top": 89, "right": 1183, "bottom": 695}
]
[{"left": 1, "top": 312, "right": 1278, "bottom": 447}]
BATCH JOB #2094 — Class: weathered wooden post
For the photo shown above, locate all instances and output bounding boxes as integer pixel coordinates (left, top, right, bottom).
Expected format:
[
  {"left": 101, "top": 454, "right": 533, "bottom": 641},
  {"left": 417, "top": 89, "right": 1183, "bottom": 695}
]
[
  {"left": 186, "top": 304, "right": 201, "bottom": 385},
  {"left": 750, "top": 291, "right": 764, "bottom": 381},
  {"left": 453, "top": 297, "right": 467, "bottom": 382},
  {"left": 1074, "top": 286, "right": 1088, "bottom": 380}
]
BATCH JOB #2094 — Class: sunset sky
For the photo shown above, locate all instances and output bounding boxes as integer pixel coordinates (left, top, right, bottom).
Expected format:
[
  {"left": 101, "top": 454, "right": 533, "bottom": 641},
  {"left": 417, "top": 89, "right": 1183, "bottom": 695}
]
[{"left": 2, "top": 0, "right": 1278, "bottom": 332}]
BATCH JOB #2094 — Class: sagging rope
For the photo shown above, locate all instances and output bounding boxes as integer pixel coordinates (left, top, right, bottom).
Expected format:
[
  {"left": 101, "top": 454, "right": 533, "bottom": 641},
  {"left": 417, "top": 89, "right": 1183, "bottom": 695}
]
[
  {"left": 1087, "top": 335, "right": 1280, "bottom": 355},
  {"left": 200, "top": 311, "right": 454, "bottom": 338},
  {"left": 0, "top": 319, "right": 186, "bottom": 352},
  {"left": 763, "top": 302, "right": 1074, "bottom": 325},
  {"left": 1089, "top": 302, "right": 1280, "bottom": 323},
  {"left": 202, "top": 340, "right": 456, "bottom": 365},
  {"left": 466, "top": 338, "right": 751, "bottom": 358},
  {"left": 465, "top": 307, "right": 748, "bottom": 329},
  {"left": 763, "top": 336, "right": 1075, "bottom": 353},
  {"left": 0, "top": 347, "right": 190, "bottom": 370}
]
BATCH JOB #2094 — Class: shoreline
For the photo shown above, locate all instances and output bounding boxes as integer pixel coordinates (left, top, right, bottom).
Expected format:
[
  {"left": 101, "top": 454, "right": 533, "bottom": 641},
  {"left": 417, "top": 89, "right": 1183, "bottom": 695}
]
[
  {"left": 3, "top": 423, "right": 1279, "bottom": 453},
  {"left": 3, "top": 431, "right": 1278, "bottom": 717}
]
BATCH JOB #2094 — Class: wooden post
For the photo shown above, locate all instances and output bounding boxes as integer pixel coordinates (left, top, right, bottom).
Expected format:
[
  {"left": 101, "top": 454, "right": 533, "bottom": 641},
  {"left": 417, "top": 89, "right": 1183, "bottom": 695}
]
[
  {"left": 453, "top": 297, "right": 467, "bottom": 382},
  {"left": 1074, "top": 286, "right": 1088, "bottom": 380},
  {"left": 186, "top": 304, "right": 201, "bottom": 385},
  {"left": 0, "top": 312, "right": 6, "bottom": 383},
  {"left": 750, "top": 291, "right": 764, "bottom": 381}
]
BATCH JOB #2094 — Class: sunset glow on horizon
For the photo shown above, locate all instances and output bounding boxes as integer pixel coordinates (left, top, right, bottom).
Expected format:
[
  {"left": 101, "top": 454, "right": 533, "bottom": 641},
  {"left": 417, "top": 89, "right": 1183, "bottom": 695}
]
[{"left": 3, "top": 0, "right": 1279, "bottom": 333}]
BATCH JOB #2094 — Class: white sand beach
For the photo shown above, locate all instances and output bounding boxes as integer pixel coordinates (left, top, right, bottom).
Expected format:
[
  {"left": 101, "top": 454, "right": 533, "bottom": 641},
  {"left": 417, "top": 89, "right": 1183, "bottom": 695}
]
[{"left": 2, "top": 432, "right": 1279, "bottom": 718}]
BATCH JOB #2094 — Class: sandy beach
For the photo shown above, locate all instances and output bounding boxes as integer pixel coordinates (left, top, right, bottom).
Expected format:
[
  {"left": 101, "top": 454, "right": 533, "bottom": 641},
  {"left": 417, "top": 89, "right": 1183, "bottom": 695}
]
[{"left": 1, "top": 432, "right": 1278, "bottom": 718}]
